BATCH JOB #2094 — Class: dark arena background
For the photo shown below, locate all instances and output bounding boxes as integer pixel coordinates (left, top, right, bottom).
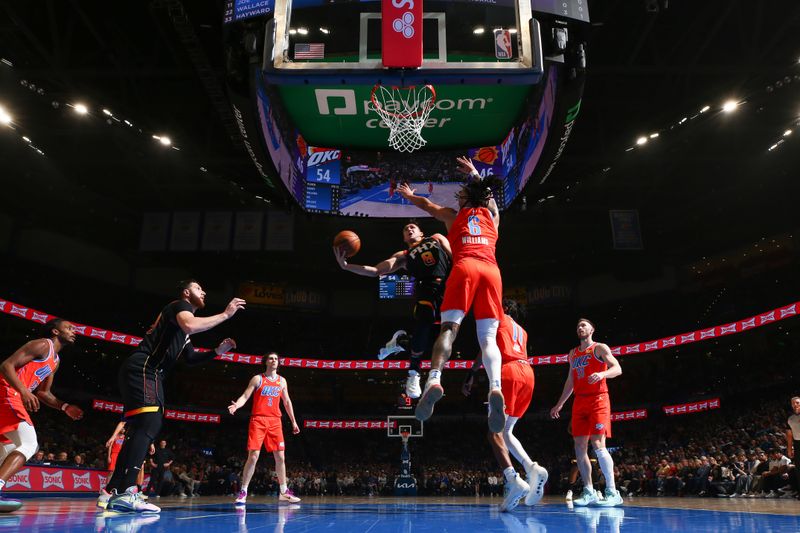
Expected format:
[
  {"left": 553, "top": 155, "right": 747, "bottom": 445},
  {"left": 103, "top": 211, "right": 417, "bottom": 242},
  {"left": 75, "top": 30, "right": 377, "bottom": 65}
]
[{"left": 0, "top": 0, "right": 799, "bottom": 531}]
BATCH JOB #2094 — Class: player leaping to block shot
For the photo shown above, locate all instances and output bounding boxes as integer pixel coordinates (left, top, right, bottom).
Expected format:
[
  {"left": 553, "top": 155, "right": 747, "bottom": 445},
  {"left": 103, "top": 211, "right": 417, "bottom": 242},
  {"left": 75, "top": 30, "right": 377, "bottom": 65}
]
[
  {"left": 334, "top": 222, "right": 452, "bottom": 398},
  {"left": 398, "top": 156, "right": 507, "bottom": 433},
  {"left": 229, "top": 352, "right": 301, "bottom": 505},
  {"left": 550, "top": 318, "right": 623, "bottom": 507}
]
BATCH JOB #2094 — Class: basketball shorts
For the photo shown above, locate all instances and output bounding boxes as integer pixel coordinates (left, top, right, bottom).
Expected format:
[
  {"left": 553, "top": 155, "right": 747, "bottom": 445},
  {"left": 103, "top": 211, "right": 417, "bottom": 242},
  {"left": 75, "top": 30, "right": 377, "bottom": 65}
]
[
  {"left": 119, "top": 355, "right": 164, "bottom": 415},
  {"left": 441, "top": 259, "right": 503, "bottom": 320},
  {"left": 501, "top": 360, "right": 534, "bottom": 418},
  {"left": 109, "top": 449, "right": 121, "bottom": 471},
  {"left": 0, "top": 394, "right": 32, "bottom": 436},
  {"left": 572, "top": 393, "right": 612, "bottom": 438},
  {"left": 247, "top": 416, "right": 285, "bottom": 452}
]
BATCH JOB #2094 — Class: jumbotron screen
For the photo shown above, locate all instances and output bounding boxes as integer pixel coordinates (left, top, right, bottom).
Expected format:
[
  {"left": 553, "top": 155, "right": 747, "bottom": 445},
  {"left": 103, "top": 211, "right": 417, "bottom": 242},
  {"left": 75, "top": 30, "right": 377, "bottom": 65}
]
[{"left": 253, "top": 65, "right": 559, "bottom": 218}]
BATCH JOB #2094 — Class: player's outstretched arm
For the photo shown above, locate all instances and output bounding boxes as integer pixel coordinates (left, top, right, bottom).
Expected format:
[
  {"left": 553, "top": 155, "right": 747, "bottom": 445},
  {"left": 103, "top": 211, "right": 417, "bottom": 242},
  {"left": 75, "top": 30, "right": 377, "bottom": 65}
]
[
  {"left": 397, "top": 183, "right": 457, "bottom": 226},
  {"left": 430, "top": 233, "right": 452, "bottom": 257},
  {"left": 334, "top": 248, "right": 406, "bottom": 277},
  {"left": 35, "top": 369, "right": 83, "bottom": 420},
  {"left": 281, "top": 380, "right": 300, "bottom": 434},
  {"left": 177, "top": 298, "right": 246, "bottom": 335},
  {"left": 550, "top": 358, "right": 575, "bottom": 419},
  {"left": 588, "top": 343, "right": 621, "bottom": 384},
  {"left": 229, "top": 374, "right": 260, "bottom": 415},
  {"left": 184, "top": 338, "right": 237, "bottom": 366}
]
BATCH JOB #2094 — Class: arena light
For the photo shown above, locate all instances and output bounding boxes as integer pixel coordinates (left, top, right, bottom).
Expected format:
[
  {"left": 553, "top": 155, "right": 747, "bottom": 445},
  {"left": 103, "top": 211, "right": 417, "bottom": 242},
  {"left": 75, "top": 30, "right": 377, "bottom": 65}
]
[
  {"left": 699, "top": 105, "right": 710, "bottom": 113},
  {"left": 678, "top": 117, "right": 688, "bottom": 124},
  {"left": 721, "top": 100, "right": 738, "bottom": 113},
  {"left": 0, "top": 106, "right": 11, "bottom": 125},
  {"left": 288, "top": 29, "right": 297, "bottom": 35},
  {"left": 152, "top": 134, "right": 172, "bottom": 146},
  {"left": 102, "top": 108, "right": 113, "bottom": 116},
  {"left": 649, "top": 133, "right": 659, "bottom": 138},
  {"left": 319, "top": 27, "right": 329, "bottom": 34},
  {"left": 473, "top": 27, "right": 485, "bottom": 35},
  {"left": 0, "top": 58, "right": 12, "bottom": 67},
  {"left": 73, "top": 103, "right": 89, "bottom": 115},
  {"left": 784, "top": 129, "right": 792, "bottom": 136},
  {"left": 22, "top": 136, "right": 31, "bottom": 142},
  {"left": 297, "top": 28, "right": 308, "bottom": 35},
  {"left": 636, "top": 136, "right": 648, "bottom": 146}
]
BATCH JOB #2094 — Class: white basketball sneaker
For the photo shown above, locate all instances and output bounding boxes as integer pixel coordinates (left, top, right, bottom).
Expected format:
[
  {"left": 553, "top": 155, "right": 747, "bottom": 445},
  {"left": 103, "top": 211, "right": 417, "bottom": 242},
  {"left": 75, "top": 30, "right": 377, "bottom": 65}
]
[
  {"left": 406, "top": 373, "right": 422, "bottom": 399},
  {"left": 524, "top": 463, "right": 548, "bottom": 506},
  {"left": 573, "top": 486, "right": 599, "bottom": 507},
  {"left": 500, "top": 475, "right": 530, "bottom": 512}
]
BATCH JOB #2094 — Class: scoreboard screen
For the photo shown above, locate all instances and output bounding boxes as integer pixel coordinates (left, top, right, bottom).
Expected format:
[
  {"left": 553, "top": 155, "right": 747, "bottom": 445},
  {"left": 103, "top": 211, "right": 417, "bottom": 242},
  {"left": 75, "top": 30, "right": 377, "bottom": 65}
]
[{"left": 379, "top": 274, "right": 415, "bottom": 299}]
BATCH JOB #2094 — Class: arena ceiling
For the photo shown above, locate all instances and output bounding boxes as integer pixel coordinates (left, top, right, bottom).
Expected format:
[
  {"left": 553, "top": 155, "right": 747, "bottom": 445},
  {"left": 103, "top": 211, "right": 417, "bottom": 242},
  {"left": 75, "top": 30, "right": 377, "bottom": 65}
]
[{"left": 0, "top": 0, "right": 797, "bottom": 283}]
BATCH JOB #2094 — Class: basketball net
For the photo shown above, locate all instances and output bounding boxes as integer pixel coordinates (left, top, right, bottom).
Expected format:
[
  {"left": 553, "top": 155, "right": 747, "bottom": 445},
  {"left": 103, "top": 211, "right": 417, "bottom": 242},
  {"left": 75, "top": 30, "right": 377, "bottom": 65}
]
[
  {"left": 370, "top": 84, "right": 436, "bottom": 153},
  {"left": 400, "top": 430, "right": 411, "bottom": 445}
]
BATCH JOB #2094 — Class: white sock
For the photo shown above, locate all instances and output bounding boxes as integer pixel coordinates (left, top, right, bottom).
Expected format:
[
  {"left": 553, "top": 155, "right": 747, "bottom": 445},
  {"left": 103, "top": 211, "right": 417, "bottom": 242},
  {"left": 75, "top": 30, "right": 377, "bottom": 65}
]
[
  {"left": 503, "top": 467, "right": 517, "bottom": 483},
  {"left": 428, "top": 369, "right": 442, "bottom": 383},
  {"left": 280, "top": 483, "right": 288, "bottom": 494},
  {"left": 503, "top": 417, "right": 535, "bottom": 473},
  {"left": 595, "top": 448, "right": 616, "bottom": 490}
]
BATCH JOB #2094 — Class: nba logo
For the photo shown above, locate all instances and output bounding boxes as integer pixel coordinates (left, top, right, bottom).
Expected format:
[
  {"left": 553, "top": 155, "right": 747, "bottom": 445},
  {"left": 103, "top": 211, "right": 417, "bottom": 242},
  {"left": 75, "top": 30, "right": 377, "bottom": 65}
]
[{"left": 494, "top": 29, "right": 512, "bottom": 60}]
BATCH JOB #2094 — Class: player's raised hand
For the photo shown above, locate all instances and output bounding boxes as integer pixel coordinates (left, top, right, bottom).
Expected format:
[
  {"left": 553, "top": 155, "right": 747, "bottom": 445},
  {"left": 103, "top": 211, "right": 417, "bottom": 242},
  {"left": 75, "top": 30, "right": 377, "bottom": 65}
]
[
  {"left": 456, "top": 156, "right": 478, "bottom": 178},
  {"left": 228, "top": 401, "right": 239, "bottom": 415},
  {"left": 216, "top": 338, "right": 237, "bottom": 354},
  {"left": 224, "top": 298, "right": 246, "bottom": 319},
  {"left": 549, "top": 405, "right": 562, "bottom": 419},
  {"left": 397, "top": 183, "right": 416, "bottom": 199},
  {"left": 333, "top": 246, "right": 348, "bottom": 268}
]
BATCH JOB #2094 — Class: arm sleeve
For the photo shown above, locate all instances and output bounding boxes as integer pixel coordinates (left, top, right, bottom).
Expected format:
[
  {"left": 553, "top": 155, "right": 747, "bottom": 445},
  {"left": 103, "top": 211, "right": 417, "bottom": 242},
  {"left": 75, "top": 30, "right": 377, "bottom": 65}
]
[{"left": 182, "top": 341, "right": 218, "bottom": 365}]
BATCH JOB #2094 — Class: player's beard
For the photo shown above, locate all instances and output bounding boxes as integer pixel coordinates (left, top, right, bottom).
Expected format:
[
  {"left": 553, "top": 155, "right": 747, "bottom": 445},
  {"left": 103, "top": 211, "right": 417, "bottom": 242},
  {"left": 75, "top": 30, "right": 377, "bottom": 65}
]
[{"left": 189, "top": 293, "right": 206, "bottom": 309}]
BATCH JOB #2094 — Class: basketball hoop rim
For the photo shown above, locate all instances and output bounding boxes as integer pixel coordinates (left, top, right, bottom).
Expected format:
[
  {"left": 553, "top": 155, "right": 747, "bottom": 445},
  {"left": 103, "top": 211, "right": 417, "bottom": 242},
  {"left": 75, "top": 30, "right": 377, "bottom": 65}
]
[{"left": 370, "top": 84, "right": 437, "bottom": 119}]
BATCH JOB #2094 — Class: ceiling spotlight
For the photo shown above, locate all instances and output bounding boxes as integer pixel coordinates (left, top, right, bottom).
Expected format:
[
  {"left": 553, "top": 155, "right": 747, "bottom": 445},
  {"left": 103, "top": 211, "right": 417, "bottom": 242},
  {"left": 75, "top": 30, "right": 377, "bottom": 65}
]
[
  {"left": 22, "top": 136, "right": 31, "bottom": 142},
  {"left": 783, "top": 129, "right": 792, "bottom": 136},
  {"left": 319, "top": 27, "right": 329, "bottom": 34},
  {"left": 159, "top": 135, "right": 172, "bottom": 146},
  {"left": 699, "top": 105, "right": 710, "bottom": 113},
  {"left": 0, "top": 107, "right": 11, "bottom": 125},
  {"left": 473, "top": 27, "right": 485, "bottom": 35},
  {"left": 649, "top": 133, "right": 659, "bottom": 138},
  {"left": 636, "top": 136, "right": 648, "bottom": 145},
  {"left": 721, "top": 100, "right": 738, "bottom": 113},
  {"left": 288, "top": 29, "right": 297, "bottom": 35},
  {"left": 73, "top": 103, "right": 89, "bottom": 115},
  {"left": 102, "top": 109, "right": 113, "bottom": 116},
  {"left": 297, "top": 28, "right": 308, "bottom": 35}
]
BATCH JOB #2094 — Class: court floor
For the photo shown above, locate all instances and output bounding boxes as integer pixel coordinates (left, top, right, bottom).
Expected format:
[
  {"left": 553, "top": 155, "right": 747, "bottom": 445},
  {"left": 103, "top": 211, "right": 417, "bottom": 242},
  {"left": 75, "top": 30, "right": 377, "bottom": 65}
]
[{"left": 3, "top": 495, "right": 799, "bottom": 532}]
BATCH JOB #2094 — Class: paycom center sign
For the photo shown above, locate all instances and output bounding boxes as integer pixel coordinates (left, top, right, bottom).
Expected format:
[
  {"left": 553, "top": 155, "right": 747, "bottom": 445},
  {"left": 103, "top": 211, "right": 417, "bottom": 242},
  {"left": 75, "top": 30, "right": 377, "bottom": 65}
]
[{"left": 276, "top": 85, "right": 530, "bottom": 149}]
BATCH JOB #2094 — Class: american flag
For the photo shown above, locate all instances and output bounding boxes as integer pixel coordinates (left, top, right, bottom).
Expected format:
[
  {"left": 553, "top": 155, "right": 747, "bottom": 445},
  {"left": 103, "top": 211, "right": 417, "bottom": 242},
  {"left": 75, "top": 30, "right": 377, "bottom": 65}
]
[{"left": 294, "top": 43, "right": 325, "bottom": 59}]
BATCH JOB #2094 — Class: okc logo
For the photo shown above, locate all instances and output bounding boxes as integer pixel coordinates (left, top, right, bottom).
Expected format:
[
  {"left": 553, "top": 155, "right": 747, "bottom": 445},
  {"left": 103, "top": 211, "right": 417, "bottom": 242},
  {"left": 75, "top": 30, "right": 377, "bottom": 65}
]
[{"left": 393, "top": 12, "right": 414, "bottom": 39}]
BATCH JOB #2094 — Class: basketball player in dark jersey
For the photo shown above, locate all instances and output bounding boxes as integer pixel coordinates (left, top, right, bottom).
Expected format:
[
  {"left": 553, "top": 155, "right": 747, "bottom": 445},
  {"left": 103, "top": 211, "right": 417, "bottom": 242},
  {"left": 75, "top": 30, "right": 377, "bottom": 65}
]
[
  {"left": 334, "top": 223, "right": 452, "bottom": 398},
  {"left": 102, "top": 280, "right": 244, "bottom": 513}
]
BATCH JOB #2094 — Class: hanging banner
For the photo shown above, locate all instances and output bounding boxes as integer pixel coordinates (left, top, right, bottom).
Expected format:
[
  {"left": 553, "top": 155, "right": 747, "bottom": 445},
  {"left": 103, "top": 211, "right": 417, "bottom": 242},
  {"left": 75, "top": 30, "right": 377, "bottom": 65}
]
[
  {"left": 610, "top": 409, "right": 648, "bottom": 422},
  {"left": 304, "top": 419, "right": 395, "bottom": 430},
  {"left": 92, "top": 399, "right": 221, "bottom": 424},
  {"left": 1, "top": 298, "right": 796, "bottom": 369},
  {"left": 663, "top": 398, "right": 720, "bottom": 416}
]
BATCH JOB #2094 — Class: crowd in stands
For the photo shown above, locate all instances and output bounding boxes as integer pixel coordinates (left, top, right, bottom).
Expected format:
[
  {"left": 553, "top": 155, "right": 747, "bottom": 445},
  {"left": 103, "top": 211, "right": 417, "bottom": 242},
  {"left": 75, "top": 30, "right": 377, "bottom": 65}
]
[{"left": 19, "top": 389, "right": 800, "bottom": 501}]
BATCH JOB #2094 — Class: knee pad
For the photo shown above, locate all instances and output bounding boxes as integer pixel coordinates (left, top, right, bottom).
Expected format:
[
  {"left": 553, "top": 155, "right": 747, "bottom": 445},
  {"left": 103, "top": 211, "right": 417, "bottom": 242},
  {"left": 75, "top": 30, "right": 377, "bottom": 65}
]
[{"left": 9, "top": 422, "right": 38, "bottom": 460}]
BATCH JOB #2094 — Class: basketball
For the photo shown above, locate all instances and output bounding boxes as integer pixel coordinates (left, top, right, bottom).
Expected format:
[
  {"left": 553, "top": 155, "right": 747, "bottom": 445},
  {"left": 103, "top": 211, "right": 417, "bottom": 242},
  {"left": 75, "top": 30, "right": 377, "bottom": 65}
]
[{"left": 333, "top": 230, "right": 361, "bottom": 257}]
